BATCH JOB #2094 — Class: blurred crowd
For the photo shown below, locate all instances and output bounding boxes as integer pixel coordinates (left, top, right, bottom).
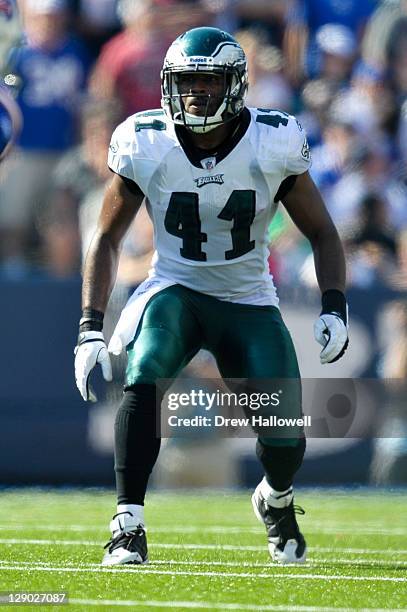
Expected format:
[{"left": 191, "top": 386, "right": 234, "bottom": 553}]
[
  {"left": 0, "top": 0, "right": 406, "bottom": 288},
  {"left": 0, "top": 0, "right": 406, "bottom": 483},
  {"left": 0, "top": 0, "right": 406, "bottom": 290}
]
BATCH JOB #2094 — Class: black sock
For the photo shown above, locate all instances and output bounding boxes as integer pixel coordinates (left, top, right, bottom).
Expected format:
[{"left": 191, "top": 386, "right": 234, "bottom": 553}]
[
  {"left": 256, "top": 438, "right": 306, "bottom": 491},
  {"left": 114, "top": 384, "right": 161, "bottom": 505}
]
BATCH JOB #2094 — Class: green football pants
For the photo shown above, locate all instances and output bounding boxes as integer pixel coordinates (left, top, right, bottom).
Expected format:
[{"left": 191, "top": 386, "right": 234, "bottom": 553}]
[
  {"left": 125, "top": 284, "right": 302, "bottom": 443},
  {"left": 126, "top": 284, "right": 300, "bottom": 381}
]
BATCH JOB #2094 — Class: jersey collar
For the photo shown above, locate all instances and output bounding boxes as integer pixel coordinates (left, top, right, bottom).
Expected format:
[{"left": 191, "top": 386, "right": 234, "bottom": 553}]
[{"left": 174, "top": 108, "right": 251, "bottom": 169}]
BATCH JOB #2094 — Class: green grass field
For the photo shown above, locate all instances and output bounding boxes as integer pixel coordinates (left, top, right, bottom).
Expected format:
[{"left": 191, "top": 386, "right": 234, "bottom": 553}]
[{"left": 0, "top": 488, "right": 406, "bottom": 611}]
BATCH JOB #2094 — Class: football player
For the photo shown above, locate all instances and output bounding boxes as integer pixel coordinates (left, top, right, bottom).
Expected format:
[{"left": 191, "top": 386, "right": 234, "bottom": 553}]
[
  {"left": 0, "top": 84, "right": 22, "bottom": 161},
  {"left": 74, "top": 27, "right": 348, "bottom": 566}
]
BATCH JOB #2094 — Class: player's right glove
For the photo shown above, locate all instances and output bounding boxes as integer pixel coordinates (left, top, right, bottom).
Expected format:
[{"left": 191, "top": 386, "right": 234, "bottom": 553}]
[
  {"left": 314, "top": 289, "right": 349, "bottom": 364},
  {"left": 74, "top": 310, "right": 112, "bottom": 402}
]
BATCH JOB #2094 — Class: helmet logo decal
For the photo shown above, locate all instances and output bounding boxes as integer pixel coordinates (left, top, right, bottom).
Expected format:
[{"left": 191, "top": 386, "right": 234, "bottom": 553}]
[{"left": 211, "top": 41, "right": 245, "bottom": 61}]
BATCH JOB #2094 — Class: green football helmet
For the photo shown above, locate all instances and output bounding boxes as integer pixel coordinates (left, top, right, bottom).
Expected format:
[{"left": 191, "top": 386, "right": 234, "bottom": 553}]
[{"left": 161, "top": 27, "right": 248, "bottom": 133}]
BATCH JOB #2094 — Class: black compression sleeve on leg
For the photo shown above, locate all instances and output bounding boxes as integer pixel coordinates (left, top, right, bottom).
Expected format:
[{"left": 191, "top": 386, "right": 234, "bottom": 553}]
[
  {"left": 256, "top": 437, "right": 306, "bottom": 491},
  {"left": 114, "top": 384, "right": 162, "bottom": 505}
]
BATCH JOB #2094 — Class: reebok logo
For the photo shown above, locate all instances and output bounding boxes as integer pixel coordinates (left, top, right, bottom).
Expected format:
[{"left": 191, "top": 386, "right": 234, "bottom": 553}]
[{"left": 194, "top": 174, "right": 224, "bottom": 188}]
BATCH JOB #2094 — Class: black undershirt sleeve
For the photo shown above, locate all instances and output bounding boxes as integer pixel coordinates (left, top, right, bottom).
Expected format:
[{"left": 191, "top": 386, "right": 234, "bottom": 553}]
[
  {"left": 120, "top": 175, "right": 143, "bottom": 196},
  {"left": 109, "top": 169, "right": 144, "bottom": 196},
  {"left": 274, "top": 174, "right": 297, "bottom": 203}
]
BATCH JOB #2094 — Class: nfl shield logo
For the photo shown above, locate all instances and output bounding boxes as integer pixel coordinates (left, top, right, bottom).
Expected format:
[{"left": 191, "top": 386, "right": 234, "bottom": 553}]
[{"left": 201, "top": 156, "right": 217, "bottom": 170}]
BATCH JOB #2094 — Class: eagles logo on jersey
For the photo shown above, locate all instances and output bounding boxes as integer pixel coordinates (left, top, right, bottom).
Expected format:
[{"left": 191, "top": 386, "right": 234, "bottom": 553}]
[{"left": 301, "top": 137, "right": 310, "bottom": 161}]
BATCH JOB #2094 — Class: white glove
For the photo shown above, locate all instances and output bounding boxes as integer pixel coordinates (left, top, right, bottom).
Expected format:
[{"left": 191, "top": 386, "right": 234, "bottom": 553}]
[
  {"left": 74, "top": 331, "right": 112, "bottom": 402},
  {"left": 314, "top": 314, "right": 349, "bottom": 364}
]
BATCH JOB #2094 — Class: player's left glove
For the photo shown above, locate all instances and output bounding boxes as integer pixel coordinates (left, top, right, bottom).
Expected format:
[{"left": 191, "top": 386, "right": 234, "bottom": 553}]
[
  {"left": 74, "top": 309, "right": 112, "bottom": 402},
  {"left": 314, "top": 289, "right": 349, "bottom": 364}
]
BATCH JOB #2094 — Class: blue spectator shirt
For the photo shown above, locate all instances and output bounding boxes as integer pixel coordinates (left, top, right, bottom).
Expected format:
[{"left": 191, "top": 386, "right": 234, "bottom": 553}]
[
  {"left": 10, "top": 37, "right": 90, "bottom": 151},
  {"left": 288, "top": 0, "right": 377, "bottom": 77},
  {"left": 288, "top": 0, "right": 377, "bottom": 34}
]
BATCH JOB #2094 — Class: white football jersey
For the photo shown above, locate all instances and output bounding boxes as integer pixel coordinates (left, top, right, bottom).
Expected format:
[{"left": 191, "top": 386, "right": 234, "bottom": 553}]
[{"left": 108, "top": 107, "right": 311, "bottom": 306}]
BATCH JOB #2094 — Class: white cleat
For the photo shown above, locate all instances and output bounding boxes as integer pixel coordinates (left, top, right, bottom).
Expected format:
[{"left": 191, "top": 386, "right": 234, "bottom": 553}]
[{"left": 101, "top": 512, "right": 148, "bottom": 566}]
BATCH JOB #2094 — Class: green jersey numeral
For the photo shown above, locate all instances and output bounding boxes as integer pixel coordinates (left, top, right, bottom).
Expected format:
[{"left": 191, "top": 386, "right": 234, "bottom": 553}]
[
  {"left": 217, "top": 190, "right": 256, "bottom": 260},
  {"left": 135, "top": 119, "right": 166, "bottom": 132},
  {"left": 256, "top": 113, "right": 288, "bottom": 128},
  {"left": 164, "top": 190, "right": 256, "bottom": 261},
  {"left": 164, "top": 193, "right": 207, "bottom": 261}
]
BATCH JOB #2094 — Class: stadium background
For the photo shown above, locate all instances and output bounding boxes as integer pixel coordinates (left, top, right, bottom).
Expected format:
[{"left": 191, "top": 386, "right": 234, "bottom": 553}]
[{"left": 0, "top": 0, "right": 406, "bottom": 489}]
